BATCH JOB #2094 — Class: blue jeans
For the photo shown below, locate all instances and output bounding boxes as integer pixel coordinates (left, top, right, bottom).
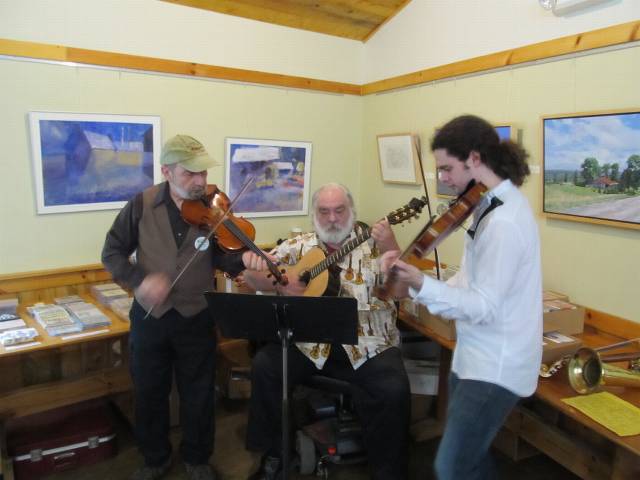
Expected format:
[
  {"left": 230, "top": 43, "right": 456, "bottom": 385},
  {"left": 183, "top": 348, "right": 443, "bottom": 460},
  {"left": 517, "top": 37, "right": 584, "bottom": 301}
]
[{"left": 434, "top": 373, "right": 521, "bottom": 480}]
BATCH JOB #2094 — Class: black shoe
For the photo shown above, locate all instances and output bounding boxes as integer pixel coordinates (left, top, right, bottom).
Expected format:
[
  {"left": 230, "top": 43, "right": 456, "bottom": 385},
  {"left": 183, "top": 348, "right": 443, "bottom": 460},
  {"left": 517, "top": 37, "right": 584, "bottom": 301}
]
[
  {"left": 129, "top": 458, "right": 171, "bottom": 480},
  {"left": 247, "top": 455, "right": 281, "bottom": 480},
  {"left": 185, "top": 463, "right": 217, "bottom": 480}
]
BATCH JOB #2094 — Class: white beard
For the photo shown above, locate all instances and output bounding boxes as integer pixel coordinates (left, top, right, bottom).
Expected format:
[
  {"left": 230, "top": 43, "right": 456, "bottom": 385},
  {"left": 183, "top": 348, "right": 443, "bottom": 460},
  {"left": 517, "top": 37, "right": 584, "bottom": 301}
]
[
  {"left": 313, "top": 213, "right": 355, "bottom": 245},
  {"left": 170, "top": 181, "right": 205, "bottom": 200}
]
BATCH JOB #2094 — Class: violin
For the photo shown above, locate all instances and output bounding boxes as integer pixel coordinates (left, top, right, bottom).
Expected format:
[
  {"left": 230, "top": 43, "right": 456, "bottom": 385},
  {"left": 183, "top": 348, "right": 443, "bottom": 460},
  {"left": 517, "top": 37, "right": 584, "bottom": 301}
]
[
  {"left": 181, "top": 185, "right": 288, "bottom": 286},
  {"left": 376, "top": 181, "right": 487, "bottom": 300}
]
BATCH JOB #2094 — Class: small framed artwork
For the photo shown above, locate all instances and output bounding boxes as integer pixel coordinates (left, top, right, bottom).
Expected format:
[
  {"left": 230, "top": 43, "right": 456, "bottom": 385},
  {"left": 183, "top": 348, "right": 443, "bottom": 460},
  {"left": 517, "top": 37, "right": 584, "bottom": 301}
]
[
  {"left": 225, "top": 137, "right": 312, "bottom": 217},
  {"left": 437, "top": 124, "right": 516, "bottom": 197},
  {"left": 542, "top": 109, "right": 640, "bottom": 230},
  {"left": 29, "top": 111, "right": 162, "bottom": 214},
  {"left": 377, "top": 133, "right": 421, "bottom": 185}
]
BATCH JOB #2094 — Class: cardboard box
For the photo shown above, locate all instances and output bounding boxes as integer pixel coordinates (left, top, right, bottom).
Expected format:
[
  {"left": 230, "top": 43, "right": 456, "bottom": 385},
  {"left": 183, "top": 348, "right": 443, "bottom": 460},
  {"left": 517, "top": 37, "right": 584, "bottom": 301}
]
[
  {"left": 400, "top": 330, "right": 441, "bottom": 360},
  {"left": 542, "top": 332, "right": 582, "bottom": 364},
  {"left": 403, "top": 358, "right": 439, "bottom": 395},
  {"left": 543, "top": 305, "right": 585, "bottom": 335},
  {"left": 417, "top": 305, "right": 456, "bottom": 341},
  {"left": 216, "top": 339, "right": 252, "bottom": 399},
  {"left": 542, "top": 290, "right": 569, "bottom": 302},
  {"left": 410, "top": 393, "right": 435, "bottom": 423}
]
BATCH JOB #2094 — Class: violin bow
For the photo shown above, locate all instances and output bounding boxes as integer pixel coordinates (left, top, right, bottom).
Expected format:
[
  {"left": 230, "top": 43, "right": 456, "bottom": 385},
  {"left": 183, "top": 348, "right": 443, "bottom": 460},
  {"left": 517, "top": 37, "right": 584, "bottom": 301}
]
[
  {"left": 413, "top": 135, "right": 442, "bottom": 280},
  {"left": 143, "top": 176, "right": 255, "bottom": 319}
]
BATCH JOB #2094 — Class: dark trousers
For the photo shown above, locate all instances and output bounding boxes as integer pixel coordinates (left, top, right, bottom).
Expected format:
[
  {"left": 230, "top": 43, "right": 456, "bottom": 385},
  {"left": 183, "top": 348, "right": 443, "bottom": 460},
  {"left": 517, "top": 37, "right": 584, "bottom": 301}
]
[
  {"left": 247, "top": 344, "right": 410, "bottom": 480},
  {"left": 129, "top": 300, "right": 217, "bottom": 467}
]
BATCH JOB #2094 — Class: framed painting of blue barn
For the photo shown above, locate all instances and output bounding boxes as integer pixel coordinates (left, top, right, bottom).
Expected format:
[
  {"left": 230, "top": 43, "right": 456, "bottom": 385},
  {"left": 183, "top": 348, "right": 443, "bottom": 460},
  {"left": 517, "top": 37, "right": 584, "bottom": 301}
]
[
  {"left": 225, "top": 137, "right": 312, "bottom": 217},
  {"left": 436, "top": 124, "right": 516, "bottom": 197},
  {"left": 542, "top": 109, "right": 640, "bottom": 230},
  {"left": 29, "top": 112, "right": 162, "bottom": 214}
]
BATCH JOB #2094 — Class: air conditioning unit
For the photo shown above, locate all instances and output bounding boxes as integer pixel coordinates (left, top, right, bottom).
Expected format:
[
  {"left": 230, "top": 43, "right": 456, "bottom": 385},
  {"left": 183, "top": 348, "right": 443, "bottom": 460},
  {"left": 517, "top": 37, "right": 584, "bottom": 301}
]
[{"left": 540, "top": 0, "right": 616, "bottom": 16}]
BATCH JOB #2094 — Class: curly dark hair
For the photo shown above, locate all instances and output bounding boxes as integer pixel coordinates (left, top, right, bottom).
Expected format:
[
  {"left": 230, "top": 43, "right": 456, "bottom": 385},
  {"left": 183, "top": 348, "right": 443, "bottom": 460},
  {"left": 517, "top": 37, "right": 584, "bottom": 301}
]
[{"left": 431, "top": 115, "right": 530, "bottom": 186}]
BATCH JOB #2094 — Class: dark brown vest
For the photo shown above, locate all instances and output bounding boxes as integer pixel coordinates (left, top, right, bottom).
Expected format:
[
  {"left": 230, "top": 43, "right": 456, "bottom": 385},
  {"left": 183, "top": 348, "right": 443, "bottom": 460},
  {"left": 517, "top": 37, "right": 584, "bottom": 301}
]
[{"left": 135, "top": 183, "right": 215, "bottom": 317}]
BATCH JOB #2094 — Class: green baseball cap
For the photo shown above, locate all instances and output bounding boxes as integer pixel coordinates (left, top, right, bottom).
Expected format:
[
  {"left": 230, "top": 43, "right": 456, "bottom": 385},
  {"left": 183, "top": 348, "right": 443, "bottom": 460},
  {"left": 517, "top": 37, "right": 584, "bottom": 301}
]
[{"left": 160, "top": 134, "right": 219, "bottom": 172}]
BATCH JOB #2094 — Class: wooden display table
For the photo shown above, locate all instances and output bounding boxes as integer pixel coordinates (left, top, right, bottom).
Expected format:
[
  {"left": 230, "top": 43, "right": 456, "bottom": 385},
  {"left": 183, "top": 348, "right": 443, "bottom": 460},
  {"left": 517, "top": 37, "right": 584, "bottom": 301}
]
[{"left": 399, "top": 307, "right": 640, "bottom": 479}]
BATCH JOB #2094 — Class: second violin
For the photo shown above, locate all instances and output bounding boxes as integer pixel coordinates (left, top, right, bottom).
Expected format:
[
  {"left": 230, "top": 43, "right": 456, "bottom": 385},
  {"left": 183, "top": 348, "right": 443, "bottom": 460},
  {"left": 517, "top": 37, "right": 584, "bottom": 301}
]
[{"left": 376, "top": 181, "right": 486, "bottom": 300}]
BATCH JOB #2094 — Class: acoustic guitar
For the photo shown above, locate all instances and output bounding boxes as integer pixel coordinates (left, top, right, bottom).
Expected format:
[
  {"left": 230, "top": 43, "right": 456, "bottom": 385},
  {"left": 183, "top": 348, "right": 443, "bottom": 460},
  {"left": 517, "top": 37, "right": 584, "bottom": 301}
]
[{"left": 286, "top": 197, "right": 427, "bottom": 297}]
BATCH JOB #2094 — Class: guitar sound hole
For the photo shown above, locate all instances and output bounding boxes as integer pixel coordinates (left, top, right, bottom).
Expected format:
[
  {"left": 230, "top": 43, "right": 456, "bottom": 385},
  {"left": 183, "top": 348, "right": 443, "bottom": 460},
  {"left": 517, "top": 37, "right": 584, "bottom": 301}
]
[{"left": 299, "top": 270, "right": 311, "bottom": 285}]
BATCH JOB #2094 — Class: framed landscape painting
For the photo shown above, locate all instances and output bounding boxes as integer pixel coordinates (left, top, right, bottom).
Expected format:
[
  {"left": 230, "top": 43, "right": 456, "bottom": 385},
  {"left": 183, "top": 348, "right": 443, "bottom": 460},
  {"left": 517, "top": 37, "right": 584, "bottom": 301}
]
[
  {"left": 542, "top": 109, "right": 640, "bottom": 230},
  {"left": 225, "top": 137, "right": 312, "bottom": 217},
  {"left": 437, "top": 124, "right": 515, "bottom": 197},
  {"left": 29, "top": 112, "right": 161, "bottom": 214}
]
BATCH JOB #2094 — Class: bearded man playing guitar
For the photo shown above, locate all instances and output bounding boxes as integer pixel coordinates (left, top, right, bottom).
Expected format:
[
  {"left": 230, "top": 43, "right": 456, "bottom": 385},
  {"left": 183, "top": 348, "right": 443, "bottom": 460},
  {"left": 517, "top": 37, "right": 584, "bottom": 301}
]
[{"left": 242, "top": 183, "right": 412, "bottom": 480}]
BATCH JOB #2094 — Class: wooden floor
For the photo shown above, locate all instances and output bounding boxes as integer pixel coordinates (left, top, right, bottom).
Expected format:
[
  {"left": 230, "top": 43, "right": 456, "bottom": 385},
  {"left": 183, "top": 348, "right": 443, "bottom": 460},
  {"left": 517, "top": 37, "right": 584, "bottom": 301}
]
[{"left": 41, "top": 397, "right": 580, "bottom": 480}]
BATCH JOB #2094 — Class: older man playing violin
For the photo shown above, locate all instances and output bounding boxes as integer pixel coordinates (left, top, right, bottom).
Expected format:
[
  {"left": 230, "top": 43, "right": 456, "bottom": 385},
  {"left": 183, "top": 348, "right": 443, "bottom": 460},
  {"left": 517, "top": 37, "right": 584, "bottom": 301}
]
[{"left": 102, "top": 134, "right": 272, "bottom": 480}]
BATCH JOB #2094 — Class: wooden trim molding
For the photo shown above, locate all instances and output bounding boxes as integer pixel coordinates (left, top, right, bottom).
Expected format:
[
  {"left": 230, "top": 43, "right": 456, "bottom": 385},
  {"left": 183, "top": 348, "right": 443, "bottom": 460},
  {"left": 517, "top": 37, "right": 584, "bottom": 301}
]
[
  {"left": 362, "top": 20, "right": 640, "bottom": 95},
  {"left": 0, "top": 38, "right": 361, "bottom": 96},
  {"left": 0, "top": 264, "right": 110, "bottom": 295},
  {"left": 1, "top": 20, "right": 638, "bottom": 96},
  {"left": 584, "top": 307, "right": 640, "bottom": 341}
]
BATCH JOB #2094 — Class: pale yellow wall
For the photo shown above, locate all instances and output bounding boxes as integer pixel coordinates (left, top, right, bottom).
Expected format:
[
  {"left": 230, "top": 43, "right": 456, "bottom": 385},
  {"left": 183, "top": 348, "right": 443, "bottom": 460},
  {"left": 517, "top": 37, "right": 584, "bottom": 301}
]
[
  {"left": 360, "top": 45, "right": 640, "bottom": 322},
  {"left": 0, "top": 58, "right": 363, "bottom": 273},
  {"left": 2, "top": 46, "right": 639, "bottom": 323}
]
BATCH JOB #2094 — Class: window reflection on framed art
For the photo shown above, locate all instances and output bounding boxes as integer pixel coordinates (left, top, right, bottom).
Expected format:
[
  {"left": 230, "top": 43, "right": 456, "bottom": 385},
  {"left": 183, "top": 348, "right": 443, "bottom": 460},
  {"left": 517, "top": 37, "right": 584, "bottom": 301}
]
[
  {"left": 543, "top": 109, "right": 640, "bottom": 230},
  {"left": 436, "top": 124, "right": 515, "bottom": 198},
  {"left": 225, "top": 137, "right": 312, "bottom": 218},
  {"left": 377, "top": 134, "right": 421, "bottom": 185},
  {"left": 29, "top": 112, "right": 161, "bottom": 214}
]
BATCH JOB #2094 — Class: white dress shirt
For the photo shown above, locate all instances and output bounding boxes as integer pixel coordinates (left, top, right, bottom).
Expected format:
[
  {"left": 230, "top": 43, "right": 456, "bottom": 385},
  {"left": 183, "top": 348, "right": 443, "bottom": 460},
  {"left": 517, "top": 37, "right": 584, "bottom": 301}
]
[{"left": 411, "top": 180, "right": 542, "bottom": 397}]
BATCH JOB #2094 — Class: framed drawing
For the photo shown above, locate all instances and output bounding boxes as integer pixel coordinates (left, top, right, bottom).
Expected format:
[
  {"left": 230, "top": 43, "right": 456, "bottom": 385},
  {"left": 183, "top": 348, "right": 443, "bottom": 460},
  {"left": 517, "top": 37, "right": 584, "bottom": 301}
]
[
  {"left": 29, "top": 112, "right": 161, "bottom": 214},
  {"left": 437, "top": 124, "right": 516, "bottom": 197},
  {"left": 542, "top": 109, "right": 640, "bottom": 230},
  {"left": 225, "top": 137, "right": 312, "bottom": 217},
  {"left": 377, "top": 133, "right": 421, "bottom": 185}
]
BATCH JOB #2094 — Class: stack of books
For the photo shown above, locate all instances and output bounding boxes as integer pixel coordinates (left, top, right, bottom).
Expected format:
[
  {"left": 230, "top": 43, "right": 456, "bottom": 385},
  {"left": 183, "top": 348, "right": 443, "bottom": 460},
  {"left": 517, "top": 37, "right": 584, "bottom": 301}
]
[
  {"left": 0, "top": 327, "right": 38, "bottom": 346},
  {"left": 91, "top": 283, "right": 129, "bottom": 306},
  {"left": 0, "top": 297, "right": 19, "bottom": 314},
  {"left": 0, "top": 312, "right": 27, "bottom": 332},
  {"left": 109, "top": 297, "right": 134, "bottom": 321},
  {"left": 63, "top": 301, "right": 112, "bottom": 329},
  {"left": 54, "top": 295, "right": 84, "bottom": 305},
  {"left": 0, "top": 297, "right": 27, "bottom": 333},
  {"left": 28, "top": 304, "right": 82, "bottom": 336}
]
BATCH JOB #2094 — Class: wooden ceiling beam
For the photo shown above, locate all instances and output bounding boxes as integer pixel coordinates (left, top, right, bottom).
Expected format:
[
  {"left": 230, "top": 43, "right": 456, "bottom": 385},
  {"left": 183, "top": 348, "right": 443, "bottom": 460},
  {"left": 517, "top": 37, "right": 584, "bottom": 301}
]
[{"left": 160, "top": 0, "right": 409, "bottom": 41}]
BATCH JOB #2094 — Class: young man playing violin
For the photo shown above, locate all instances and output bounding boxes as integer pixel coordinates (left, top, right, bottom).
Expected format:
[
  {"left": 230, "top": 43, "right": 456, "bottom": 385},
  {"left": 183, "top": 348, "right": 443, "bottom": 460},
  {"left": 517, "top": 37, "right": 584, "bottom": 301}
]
[
  {"left": 102, "top": 134, "right": 272, "bottom": 480},
  {"left": 380, "top": 115, "right": 542, "bottom": 480},
  {"left": 241, "top": 183, "right": 411, "bottom": 480}
]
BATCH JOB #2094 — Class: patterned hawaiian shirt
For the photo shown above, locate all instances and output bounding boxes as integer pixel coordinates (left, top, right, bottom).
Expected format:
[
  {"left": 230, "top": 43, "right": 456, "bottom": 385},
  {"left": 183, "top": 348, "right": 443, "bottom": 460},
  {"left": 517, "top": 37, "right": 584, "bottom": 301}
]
[{"left": 271, "top": 228, "right": 399, "bottom": 370}]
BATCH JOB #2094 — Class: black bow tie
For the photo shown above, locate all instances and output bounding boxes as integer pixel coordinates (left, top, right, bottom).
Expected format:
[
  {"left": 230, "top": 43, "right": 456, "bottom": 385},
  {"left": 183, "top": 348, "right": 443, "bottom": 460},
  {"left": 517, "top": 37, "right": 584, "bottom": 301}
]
[{"left": 467, "top": 196, "right": 504, "bottom": 240}]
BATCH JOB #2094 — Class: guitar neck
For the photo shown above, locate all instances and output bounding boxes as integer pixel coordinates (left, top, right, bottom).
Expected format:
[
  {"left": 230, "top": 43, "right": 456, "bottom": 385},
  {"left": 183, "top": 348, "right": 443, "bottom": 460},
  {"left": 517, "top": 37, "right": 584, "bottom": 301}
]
[{"left": 309, "top": 228, "right": 372, "bottom": 279}]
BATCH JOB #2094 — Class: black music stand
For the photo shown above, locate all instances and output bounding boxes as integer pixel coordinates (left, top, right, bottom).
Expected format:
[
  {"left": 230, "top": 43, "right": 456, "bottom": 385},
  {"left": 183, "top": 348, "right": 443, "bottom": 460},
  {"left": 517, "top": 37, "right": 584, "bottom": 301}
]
[{"left": 205, "top": 291, "right": 358, "bottom": 480}]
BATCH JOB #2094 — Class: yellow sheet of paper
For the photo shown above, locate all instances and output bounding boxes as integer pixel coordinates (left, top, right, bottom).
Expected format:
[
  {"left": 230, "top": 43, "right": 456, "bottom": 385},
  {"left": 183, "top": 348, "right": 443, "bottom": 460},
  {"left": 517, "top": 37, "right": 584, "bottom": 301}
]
[{"left": 562, "top": 391, "right": 640, "bottom": 437}]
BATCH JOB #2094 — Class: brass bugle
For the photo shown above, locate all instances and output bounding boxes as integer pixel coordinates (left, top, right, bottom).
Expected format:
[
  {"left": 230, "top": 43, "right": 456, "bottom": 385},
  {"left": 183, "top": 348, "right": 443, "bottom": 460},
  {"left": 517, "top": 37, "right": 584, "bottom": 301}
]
[{"left": 568, "top": 346, "right": 640, "bottom": 395}]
